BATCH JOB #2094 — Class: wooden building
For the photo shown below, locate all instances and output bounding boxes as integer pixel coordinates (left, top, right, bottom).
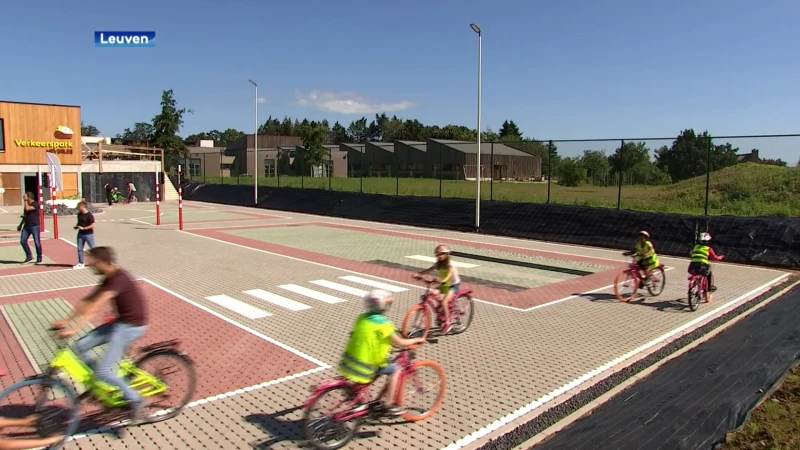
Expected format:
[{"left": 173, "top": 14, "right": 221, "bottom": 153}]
[
  {"left": 426, "top": 139, "right": 542, "bottom": 181},
  {"left": 224, "top": 134, "right": 303, "bottom": 176},
  {"left": 394, "top": 141, "right": 428, "bottom": 177},
  {"left": 0, "top": 101, "right": 82, "bottom": 206}
]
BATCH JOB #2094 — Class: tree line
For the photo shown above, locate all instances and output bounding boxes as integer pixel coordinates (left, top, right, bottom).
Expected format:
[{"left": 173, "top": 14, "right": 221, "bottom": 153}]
[{"left": 81, "top": 89, "right": 793, "bottom": 182}]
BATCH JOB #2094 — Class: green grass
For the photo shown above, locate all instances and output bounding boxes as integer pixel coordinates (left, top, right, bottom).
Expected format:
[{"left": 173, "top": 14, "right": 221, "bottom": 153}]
[
  {"left": 185, "top": 163, "right": 800, "bottom": 217},
  {"left": 718, "top": 363, "right": 800, "bottom": 450}
]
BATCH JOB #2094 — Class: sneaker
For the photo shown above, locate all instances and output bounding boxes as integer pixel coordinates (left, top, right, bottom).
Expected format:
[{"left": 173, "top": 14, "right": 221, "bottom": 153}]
[
  {"left": 22, "top": 257, "right": 33, "bottom": 264},
  {"left": 73, "top": 263, "right": 85, "bottom": 269},
  {"left": 35, "top": 260, "right": 43, "bottom": 265},
  {"left": 441, "top": 321, "right": 452, "bottom": 334},
  {"left": 709, "top": 285, "right": 718, "bottom": 292},
  {"left": 127, "top": 401, "right": 144, "bottom": 425}
]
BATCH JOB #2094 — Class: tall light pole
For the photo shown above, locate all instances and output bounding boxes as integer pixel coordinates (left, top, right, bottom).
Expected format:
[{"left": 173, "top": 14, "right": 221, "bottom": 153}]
[
  {"left": 470, "top": 23, "right": 482, "bottom": 230},
  {"left": 248, "top": 79, "right": 258, "bottom": 204}
]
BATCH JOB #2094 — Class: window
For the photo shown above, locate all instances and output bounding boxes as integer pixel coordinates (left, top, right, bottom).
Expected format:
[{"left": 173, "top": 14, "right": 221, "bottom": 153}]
[
  {"left": 0, "top": 118, "right": 5, "bottom": 152},
  {"left": 189, "top": 158, "right": 201, "bottom": 177},
  {"left": 264, "top": 158, "right": 276, "bottom": 177}
]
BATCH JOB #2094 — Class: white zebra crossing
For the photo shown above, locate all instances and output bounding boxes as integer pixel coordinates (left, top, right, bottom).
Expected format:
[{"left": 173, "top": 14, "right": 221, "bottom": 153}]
[
  {"left": 204, "top": 295, "right": 272, "bottom": 319},
  {"left": 244, "top": 289, "right": 311, "bottom": 311},
  {"left": 339, "top": 276, "right": 408, "bottom": 292},
  {"left": 310, "top": 280, "right": 368, "bottom": 297},
  {"left": 278, "top": 284, "right": 347, "bottom": 304},
  {"left": 204, "top": 276, "right": 409, "bottom": 319}
]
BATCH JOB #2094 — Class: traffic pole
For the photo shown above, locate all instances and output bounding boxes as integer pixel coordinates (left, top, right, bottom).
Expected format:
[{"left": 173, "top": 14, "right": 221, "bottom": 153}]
[
  {"left": 155, "top": 164, "right": 161, "bottom": 226},
  {"left": 37, "top": 166, "right": 45, "bottom": 232},
  {"left": 178, "top": 185, "right": 184, "bottom": 230},
  {"left": 51, "top": 186, "right": 59, "bottom": 240}
]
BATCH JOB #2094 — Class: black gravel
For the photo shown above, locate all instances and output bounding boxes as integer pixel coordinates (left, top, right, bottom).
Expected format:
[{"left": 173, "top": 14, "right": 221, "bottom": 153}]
[
  {"left": 42, "top": 203, "right": 104, "bottom": 216},
  {"left": 476, "top": 275, "right": 797, "bottom": 450}
]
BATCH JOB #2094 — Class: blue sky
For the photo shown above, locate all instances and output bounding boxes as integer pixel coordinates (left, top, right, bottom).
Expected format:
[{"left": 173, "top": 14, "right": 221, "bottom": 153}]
[{"left": 1, "top": 0, "right": 798, "bottom": 162}]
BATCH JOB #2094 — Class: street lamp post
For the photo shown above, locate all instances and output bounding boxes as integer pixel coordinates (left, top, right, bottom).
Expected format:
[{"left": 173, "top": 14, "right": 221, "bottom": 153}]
[
  {"left": 248, "top": 79, "right": 258, "bottom": 204},
  {"left": 470, "top": 23, "right": 482, "bottom": 230}
]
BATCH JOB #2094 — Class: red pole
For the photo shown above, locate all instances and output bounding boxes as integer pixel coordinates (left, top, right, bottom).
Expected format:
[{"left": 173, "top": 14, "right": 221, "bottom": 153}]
[
  {"left": 155, "top": 175, "right": 161, "bottom": 226},
  {"left": 38, "top": 168, "right": 45, "bottom": 232},
  {"left": 51, "top": 187, "right": 59, "bottom": 240},
  {"left": 178, "top": 185, "right": 184, "bottom": 230}
]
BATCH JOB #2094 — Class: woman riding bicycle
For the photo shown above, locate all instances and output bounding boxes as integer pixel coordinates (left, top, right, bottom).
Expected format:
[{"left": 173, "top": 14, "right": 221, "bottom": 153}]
[{"left": 414, "top": 245, "right": 461, "bottom": 334}]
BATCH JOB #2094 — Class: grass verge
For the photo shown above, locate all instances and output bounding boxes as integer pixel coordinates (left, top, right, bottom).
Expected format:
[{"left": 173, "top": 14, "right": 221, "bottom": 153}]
[{"left": 718, "top": 362, "right": 800, "bottom": 450}]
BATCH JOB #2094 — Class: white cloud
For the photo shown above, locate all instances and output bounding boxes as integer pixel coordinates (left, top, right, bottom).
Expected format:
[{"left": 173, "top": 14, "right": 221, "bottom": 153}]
[
  {"left": 257, "top": 96, "right": 267, "bottom": 104},
  {"left": 295, "top": 90, "right": 416, "bottom": 114}
]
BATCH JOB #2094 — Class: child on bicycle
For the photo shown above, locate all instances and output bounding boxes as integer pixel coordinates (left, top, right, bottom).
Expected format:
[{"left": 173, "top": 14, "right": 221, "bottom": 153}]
[
  {"left": 624, "top": 231, "right": 659, "bottom": 286},
  {"left": 0, "top": 414, "right": 64, "bottom": 450},
  {"left": 338, "top": 290, "right": 425, "bottom": 417},
  {"left": 688, "top": 232, "right": 724, "bottom": 292},
  {"left": 414, "top": 244, "right": 461, "bottom": 334}
]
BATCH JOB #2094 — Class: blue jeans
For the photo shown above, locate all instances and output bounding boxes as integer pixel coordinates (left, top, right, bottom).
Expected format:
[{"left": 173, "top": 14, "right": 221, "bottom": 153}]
[
  {"left": 75, "top": 321, "right": 148, "bottom": 404},
  {"left": 20, "top": 225, "right": 42, "bottom": 262},
  {"left": 76, "top": 233, "right": 96, "bottom": 264}
]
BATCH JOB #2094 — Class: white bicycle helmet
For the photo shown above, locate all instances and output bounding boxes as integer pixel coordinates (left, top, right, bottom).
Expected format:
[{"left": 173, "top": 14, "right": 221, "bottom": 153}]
[
  {"left": 699, "top": 232, "right": 711, "bottom": 243},
  {"left": 364, "top": 289, "right": 392, "bottom": 314},
  {"left": 638, "top": 230, "right": 650, "bottom": 238}
]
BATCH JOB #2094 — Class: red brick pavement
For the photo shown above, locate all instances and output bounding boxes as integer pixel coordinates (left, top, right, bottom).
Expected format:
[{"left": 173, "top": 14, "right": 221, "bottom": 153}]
[
  {"left": 0, "top": 238, "right": 76, "bottom": 276},
  {"left": 0, "top": 282, "right": 319, "bottom": 400},
  {"left": 185, "top": 223, "right": 630, "bottom": 309}
]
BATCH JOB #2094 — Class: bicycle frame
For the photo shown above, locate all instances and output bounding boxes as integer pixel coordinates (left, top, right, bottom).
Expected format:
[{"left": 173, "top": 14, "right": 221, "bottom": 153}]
[
  {"left": 416, "top": 280, "right": 472, "bottom": 324},
  {"left": 303, "top": 350, "right": 414, "bottom": 422},
  {"left": 688, "top": 273, "right": 709, "bottom": 295},
  {"left": 48, "top": 348, "right": 168, "bottom": 408}
]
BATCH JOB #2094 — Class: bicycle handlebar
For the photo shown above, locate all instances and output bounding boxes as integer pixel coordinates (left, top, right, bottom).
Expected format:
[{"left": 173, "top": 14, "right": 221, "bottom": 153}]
[{"left": 392, "top": 337, "right": 438, "bottom": 353}]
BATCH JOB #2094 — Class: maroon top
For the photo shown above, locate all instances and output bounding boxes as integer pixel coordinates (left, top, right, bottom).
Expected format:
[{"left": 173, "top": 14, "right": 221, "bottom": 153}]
[{"left": 97, "top": 269, "right": 148, "bottom": 326}]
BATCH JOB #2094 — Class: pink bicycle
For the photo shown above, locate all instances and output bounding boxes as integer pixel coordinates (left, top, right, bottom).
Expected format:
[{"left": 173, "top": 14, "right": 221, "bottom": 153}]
[
  {"left": 301, "top": 340, "right": 445, "bottom": 450},
  {"left": 687, "top": 272, "right": 712, "bottom": 311},
  {"left": 401, "top": 276, "right": 474, "bottom": 340}
]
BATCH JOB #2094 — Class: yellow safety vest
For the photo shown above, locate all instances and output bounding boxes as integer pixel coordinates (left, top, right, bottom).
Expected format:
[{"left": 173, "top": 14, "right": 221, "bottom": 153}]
[
  {"left": 691, "top": 244, "right": 710, "bottom": 265},
  {"left": 338, "top": 313, "right": 395, "bottom": 384}
]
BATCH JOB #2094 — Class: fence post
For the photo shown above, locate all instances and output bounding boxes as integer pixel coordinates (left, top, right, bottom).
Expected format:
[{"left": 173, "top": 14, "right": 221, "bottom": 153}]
[
  {"left": 202, "top": 154, "right": 206, "bottom": 183},
  {"left": 438, "top": 145, "right": 443, "bottom": 198},
  {"left": 489, "top": 142, "right": 494, "bottom": 201},
  {"left": 359, "top": 148, "right": 363, "bottom": 194},
  {"left": 704, "top": 135, "right": 712, "bottom": 216},
  {"left": 395, "top": 143, "right": 399, "bottom": 196},
  {"left": 617, "top": 139, "right": 624, "bottom": 209},
  {"left": 301, "top": 155, "right": 304, "bottom": 189},
  {"left": 547, "top": 141, "right": 553, "bottom": 204},
  {"left": 328, "top": 147, "right": 332, "bottom": 190},
  {"left": 277, "top": 154, "right": 281, "bottom": 188}
]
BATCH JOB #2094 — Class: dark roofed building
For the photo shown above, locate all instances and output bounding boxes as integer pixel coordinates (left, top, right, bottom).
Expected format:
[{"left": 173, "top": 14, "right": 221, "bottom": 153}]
[
  {"left": 426, "top": 139, "right": 542, "bottom": 180},
  {"left": 737, "top": 149, "right": 761, "bottom": 163},
  {"left": 394, "top": 141, "right": 428, "bottom": 177}
]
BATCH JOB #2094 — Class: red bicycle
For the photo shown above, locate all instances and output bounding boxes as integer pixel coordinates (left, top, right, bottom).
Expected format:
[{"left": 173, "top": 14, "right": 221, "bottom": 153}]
[
  {"left": 614, "top": 254, "right": 666, "bottom": 302},
  {"left": 301, "top": 340, "right": 445, "bottom": 450},
  {"left": 401, "top": 276, "right": 474, "bottom": 340}
]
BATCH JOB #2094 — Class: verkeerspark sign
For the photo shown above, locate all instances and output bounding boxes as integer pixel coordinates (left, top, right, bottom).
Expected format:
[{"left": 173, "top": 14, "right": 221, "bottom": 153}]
[
  {"left": 95, "top": 31, "right": 156, "bottom": 48},
  {"left": 14, "top": 140, "right": 74, "bottom": 154}
]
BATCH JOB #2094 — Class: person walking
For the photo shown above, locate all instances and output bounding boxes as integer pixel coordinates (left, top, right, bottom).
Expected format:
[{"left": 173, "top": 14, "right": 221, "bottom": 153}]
[
  {"left": 125, "top": 180, "right": 137, "bottom": 203},
  {"left": 74, "top": 201, "right": 96, "bottom": 269},
  {"left": 17, "top": 192, "right": 42, "bottom": 264},
  {"left": 104, "top": 182, "right": 113, "bottom": 207}
]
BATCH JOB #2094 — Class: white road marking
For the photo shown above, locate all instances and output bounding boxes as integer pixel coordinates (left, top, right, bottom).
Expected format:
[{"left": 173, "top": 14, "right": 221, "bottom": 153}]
[
  {"left": 310, "top": 280, "right": 368, "bottom": 297},
  {"left": 339, "top": 275, "right": 408, "bottom": 292},
  {"left": 404, "top": 255, "right": 480, "bottom": 268},
  {"left": 204, "top": 294, "right": 271, "bottom": 319},
  {"left": 244, "top": 289, "right": 311, "bottom": 311},
  {"left": 278, "top": 284, "right": 346, "bottom": 304}
]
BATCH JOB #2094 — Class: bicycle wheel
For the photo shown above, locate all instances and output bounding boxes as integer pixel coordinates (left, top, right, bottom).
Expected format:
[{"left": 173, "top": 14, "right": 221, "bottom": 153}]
[
  {"left": 396, "top": 360, "right": 446, "bottom": 422},
  {"left": 401, "top": 304, "right": 432, "bottom": 340},
  {"left": 647, "top": 266, "right": 666, "bottom": 297},
  {"left": 449, "top": 294, "right": 474, "bottom": 335},
  {"left": 0, "top": 376, "right": 80, "bottom": 450},
  {"left": 134, "top": 350, "right": 196, "bottom": 423},
  {"left": 302, "top": 386, "right": 364, "bottom": 450},
  {"left": 614, "top": 270, "right": 637, "bottom": 302},
  {"left": 688, "top": 282, "right": 701, "bottom": 312}
]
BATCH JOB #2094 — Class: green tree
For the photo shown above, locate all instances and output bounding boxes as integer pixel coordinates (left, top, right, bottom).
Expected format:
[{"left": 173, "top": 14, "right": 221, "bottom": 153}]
[
  {"left": 609, "top": 141, "right": 650, "bottom": 173},
  {"left": 258, "top": 116, "right": 283, "bottom": 135},
  {"left": 381, "top": 115, "right": 405, "bottom": 142},
  {"left": 654, "top": 129, "right": 739, "bottom": 182},
  {"left": 482, "top": 127, "right": 500, "bottom": 142},
  {"left": 297, "top": 122, "right": 328, "bottom": 167},
  {"left": 761, "top": 158, "right": 788, "bottom": 167},
  {"left": 581, "top": 150, "right": 610, "bottom": 184},
  {"left": 117, "top": 122, "right": 154, "bottom": 141},
  {"left": 347, "top": 118, "right": 369, "bottom": 143},
  {"left": 328, "top": 121, "right": 348, "bottom": 144},
  {"left": 151, "top": 89, "right": 193, "bottom": 167},
  {"left": 498, "top": 120, "right": 523, "bottom": 141},
  {"left": 185, "top": 129, "right": 244, "bottom": 146},
  {"left": 81, "top": 122, "right": 100, "bottom": 137},
  {"left": 557, "top": 157, "right": 585, "bottom": 187}
]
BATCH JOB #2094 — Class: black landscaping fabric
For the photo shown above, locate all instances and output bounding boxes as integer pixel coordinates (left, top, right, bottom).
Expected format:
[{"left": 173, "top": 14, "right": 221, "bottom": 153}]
[
  {"left": 182, "top": 183, "right": 800, "bottom": 269},
  {"left": 528, "top": 283, "right": 800, "bottom": 450}
]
